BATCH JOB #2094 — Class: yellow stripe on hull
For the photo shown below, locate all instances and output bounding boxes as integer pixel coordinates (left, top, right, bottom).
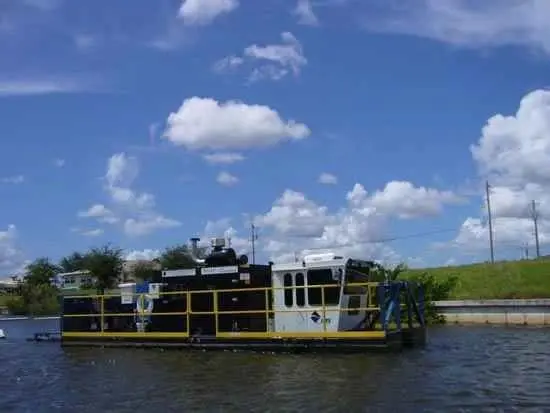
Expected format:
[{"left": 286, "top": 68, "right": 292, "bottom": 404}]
[
  {"left": 61, "top": 331, "right": 386, "bottom": 340},
  {"left": 62, "top": 332, "right": 189, "bottom": 338},
  {"left": 216, "top": 331, "right": 386, "bottom": 339}
]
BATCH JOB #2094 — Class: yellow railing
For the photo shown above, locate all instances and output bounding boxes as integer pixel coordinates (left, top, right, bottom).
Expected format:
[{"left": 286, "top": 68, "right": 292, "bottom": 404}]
[{"left": 62, "top": 283, "right": 399, "bottom": 339}]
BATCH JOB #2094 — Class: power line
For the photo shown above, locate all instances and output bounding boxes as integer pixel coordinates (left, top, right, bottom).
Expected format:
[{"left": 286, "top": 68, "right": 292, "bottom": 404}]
[
  {"left": 486, "top": 180, "right": 495, "bottom": 264},
  {"left": 303, "top": 227, "right": 458, "bottom": 251}
]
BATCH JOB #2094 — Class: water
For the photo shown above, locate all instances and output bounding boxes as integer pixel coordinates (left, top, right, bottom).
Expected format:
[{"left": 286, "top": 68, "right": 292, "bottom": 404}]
[{"left": 1, "top": 320, "right": 549, "bottom": 412}]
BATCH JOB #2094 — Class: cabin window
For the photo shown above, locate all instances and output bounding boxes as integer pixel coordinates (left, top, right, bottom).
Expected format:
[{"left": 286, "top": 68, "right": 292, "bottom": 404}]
[
  {"left": 307, "top": 269, "right": 340, "bottom": 306},
  {"left": 344, "top": 269, "right": 369, "bottom": 295},
  {"left": 283, "top": 273, "right": 293, "bottom": 307},
  {"left": 295, "top": 273, "right": 305, "bottom": 307},
  {"left": 347, "top": 295, "right": 361, "bottom": 315}
]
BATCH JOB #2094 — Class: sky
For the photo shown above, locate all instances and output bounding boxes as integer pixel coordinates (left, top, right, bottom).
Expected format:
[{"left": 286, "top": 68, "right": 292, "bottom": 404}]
[{"left": 1, "top": 0, "right": 550, "bottom": 274}]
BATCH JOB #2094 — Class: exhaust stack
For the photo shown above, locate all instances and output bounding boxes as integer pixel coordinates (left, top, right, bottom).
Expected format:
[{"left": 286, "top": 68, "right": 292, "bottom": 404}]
[{"left": 189, "top": 237, "right": 205, "bottom": 265}]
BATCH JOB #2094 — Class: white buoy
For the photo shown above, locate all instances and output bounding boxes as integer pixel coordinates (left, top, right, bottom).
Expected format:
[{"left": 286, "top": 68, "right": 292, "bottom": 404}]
[{"left": 0, "top": 329, "right": 5, "bottom": 339}]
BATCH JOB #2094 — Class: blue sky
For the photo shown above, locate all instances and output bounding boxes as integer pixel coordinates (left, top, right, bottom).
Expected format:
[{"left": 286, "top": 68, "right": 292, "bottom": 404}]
[{"left": 1, "top": 0, "right": 550, "bottom": 274}]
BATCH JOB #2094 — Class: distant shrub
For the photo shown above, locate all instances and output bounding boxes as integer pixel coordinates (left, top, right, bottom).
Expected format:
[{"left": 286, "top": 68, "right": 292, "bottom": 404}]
[{"left": 6, "top": 283, "right": 60, "bottom": 316}]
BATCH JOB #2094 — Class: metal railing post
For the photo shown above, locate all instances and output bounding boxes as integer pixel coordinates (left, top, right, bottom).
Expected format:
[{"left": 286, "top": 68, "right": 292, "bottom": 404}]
[
  {"left": 100, "top": 295, "right": 104, "bottom": 333},
  {"left": 321, "top": 286, "right": 326, "bottom": 332},
  {"left": 264, "top": 288, "right": 269, "bottom": 332},
  {"left": 213, "top": 290, "right": 219, "bottom": 335},
  {"left": 186, "top": 291, "right": 191, "bottom": 335}
]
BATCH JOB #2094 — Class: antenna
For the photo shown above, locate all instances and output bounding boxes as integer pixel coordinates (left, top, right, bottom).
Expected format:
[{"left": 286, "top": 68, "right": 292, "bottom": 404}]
[{"left": 250, "top": 223, "right": 258, "bottom": 264}]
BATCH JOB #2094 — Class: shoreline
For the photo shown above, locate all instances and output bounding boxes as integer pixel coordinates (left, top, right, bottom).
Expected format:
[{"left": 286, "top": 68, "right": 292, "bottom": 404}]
[{"left": 434, "top": 299, "right": 550, "bottom": 326}]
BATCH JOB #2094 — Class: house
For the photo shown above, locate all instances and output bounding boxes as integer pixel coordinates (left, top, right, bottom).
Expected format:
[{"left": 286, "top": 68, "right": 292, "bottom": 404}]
[
  {"left": 53, "top": 259, "right": 161, "bottom": 290},
  {"left": 53, "top": 270, "right": 95, "bottom": 290},
  {"left": 0, "top": 277, "right": 21, "bottom": 295}
]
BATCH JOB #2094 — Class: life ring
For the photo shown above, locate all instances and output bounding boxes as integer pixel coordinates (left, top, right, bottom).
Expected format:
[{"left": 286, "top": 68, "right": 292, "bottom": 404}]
[{"left": 136, "top": 294, "right": 154, "bottom": 314}]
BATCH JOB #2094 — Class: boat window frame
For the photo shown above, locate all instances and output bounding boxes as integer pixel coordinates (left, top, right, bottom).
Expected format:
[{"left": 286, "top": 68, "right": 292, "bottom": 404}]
[
  {"left": 283, "top": 272, "right": 293, "bottom": 307},
  {"left": 306, "top": 268, "right": 341, "bottom": 306},
  {"left": 295, "top": 272, "right": 305, "bottom": 307}
]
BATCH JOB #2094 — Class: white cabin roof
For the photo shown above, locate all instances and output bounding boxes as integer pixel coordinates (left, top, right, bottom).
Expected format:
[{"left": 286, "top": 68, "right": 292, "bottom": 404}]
[{"left": 271, "top": 252, "right": 349, "bottom": 272}]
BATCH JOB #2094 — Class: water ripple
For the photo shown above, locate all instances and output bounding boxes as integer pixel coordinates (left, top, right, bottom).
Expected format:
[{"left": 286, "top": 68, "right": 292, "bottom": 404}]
[{"left": 0, "top": 321, "right": 549, "bottom": 412}]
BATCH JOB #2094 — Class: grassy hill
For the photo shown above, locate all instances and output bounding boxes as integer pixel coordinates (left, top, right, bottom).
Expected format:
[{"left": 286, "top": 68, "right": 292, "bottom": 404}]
[{"left": 403, "top": 258, "right": 550, "bottom": 300}]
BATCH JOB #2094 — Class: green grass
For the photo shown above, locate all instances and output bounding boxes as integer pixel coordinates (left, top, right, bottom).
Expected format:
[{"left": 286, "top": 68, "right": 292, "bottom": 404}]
[
  {"left": 403, "top": 258, "right": 550, "bottom": 300},
  {"left": 0, "top": 294, "right": 13, "bottom": 307}
]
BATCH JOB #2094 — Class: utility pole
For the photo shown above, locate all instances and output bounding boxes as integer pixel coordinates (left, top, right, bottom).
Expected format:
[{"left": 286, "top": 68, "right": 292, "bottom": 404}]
[
  {"left": 486, "top": 181, "right": 495, "bottom": 264},
  {"left": 250, "top": 223, "right": 258, "bottom": 264},
  {"left": 531, "top": 200, "right": 541, "bottom": 258}
]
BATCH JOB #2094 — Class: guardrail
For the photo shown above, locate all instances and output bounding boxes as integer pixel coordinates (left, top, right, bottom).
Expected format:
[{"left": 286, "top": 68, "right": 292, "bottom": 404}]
[
  {"left": 434, "top": 299, "right": 550, "bottom": 326},
  {"left": 61, "top": 282, "right": 424, "bottom": 338}
]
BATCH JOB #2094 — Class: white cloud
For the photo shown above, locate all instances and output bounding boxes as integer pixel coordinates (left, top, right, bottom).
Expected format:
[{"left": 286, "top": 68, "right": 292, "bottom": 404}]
[
  {"left": 53, "top": 158, "right": 65, "bottom": 168},
  {"left": 245, "top": 32, "right": 307, "bottom": 81},
  {"left": 214, "top": 32, "right": 307, "bottom": 82},
  {"left": 293, "top": 0, "right": 319, "bottom": 26},
  {"left": 217, "top": 171, "right": 239, "bottom": 186},
  {"left": 451, "top": 89, "right": 550, "bottom": 255},
  {"left": 318, "top": 172, "right": 338, "bottom": 185},
  {"left": 203, "top": 218, "right": 249, "bottom": 252},
  {"left": 1, "top": 175, "right": 24, "bottom": 184},
  {"left": 163, "top": 97, "right": 310, "bottom": 150},
  {"left": 78, "top": 204, "right": 119, "bottom": 224},
  {"left": 125, "top": 249, "right": 162, "bottom": 261},
  {"left": 255, "top": 181, "right": 460, "bottom": 263},
  {"left": 368, "top": 181, "right": 462, "bottom": 219},
  {"left": 81, "top": 228, "right": 104, "bottom": 237},
  {"left": 203, "top": 152, "right": 245, "bottom": 164},
  {"left": 212, "top": 55, "right": 244, "bottom": 73},
  {"left": 105, "top": 152, "right": 139, "bottom": 188},
  {"left": 258, "top": 190, "right": 330, "bottom": 238},
  {"left": 0, "top": 79, "right": 91, "bottom": 97},
  {"left": 77, "top": 153, "right": 181, "bottom": 236},
  {"left": 365, "top": 0, "right": 550, "bottom": 55},
  {"left": 124, "top": 216, "right": 182, "bottom": 237},
  {"left": 0, "top": 225, "right": 26, "bottom": 274},
  {"left": 179, "top": 0, "right": 239, "bottom": 26}
]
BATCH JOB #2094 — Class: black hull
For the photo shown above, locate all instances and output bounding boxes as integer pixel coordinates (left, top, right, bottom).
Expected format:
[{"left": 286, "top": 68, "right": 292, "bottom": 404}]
[{"left": 60, "top": 328, "right": 426, "bottom": 353}]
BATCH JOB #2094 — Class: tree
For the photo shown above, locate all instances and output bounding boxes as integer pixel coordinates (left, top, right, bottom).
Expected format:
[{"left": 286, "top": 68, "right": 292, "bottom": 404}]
[
  {"left": 159, "top": 244, "right": 207, "bottom": 270},
  {"left": 25, "top": 257, "right": 61, "bottom": 286},
  {"left": 5, "top": 258, "right": 61, "bottom": 316},
  {"left": 59, "top": 251, "right": 87, "bottom": 272},
  {"left": 83, "top": 244, "right": 124, "bottom": 293}
]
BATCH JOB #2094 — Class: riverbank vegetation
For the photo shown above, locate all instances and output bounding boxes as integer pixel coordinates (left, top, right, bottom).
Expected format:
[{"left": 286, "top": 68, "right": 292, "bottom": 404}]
[
  {"left": 403, "top": 258, "right": 550, "bottom": 300},
  {"left": 1, "top": 243, "right": 205, "bottom": 316},
  {"left": 4, "top": 243, "right": 548, "bottom": 320}
]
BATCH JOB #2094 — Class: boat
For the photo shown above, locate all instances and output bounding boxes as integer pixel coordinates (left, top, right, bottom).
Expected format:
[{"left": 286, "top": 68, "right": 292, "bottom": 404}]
[{"left": 60, "top": 237, "right": 426, "bottom": 352}]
